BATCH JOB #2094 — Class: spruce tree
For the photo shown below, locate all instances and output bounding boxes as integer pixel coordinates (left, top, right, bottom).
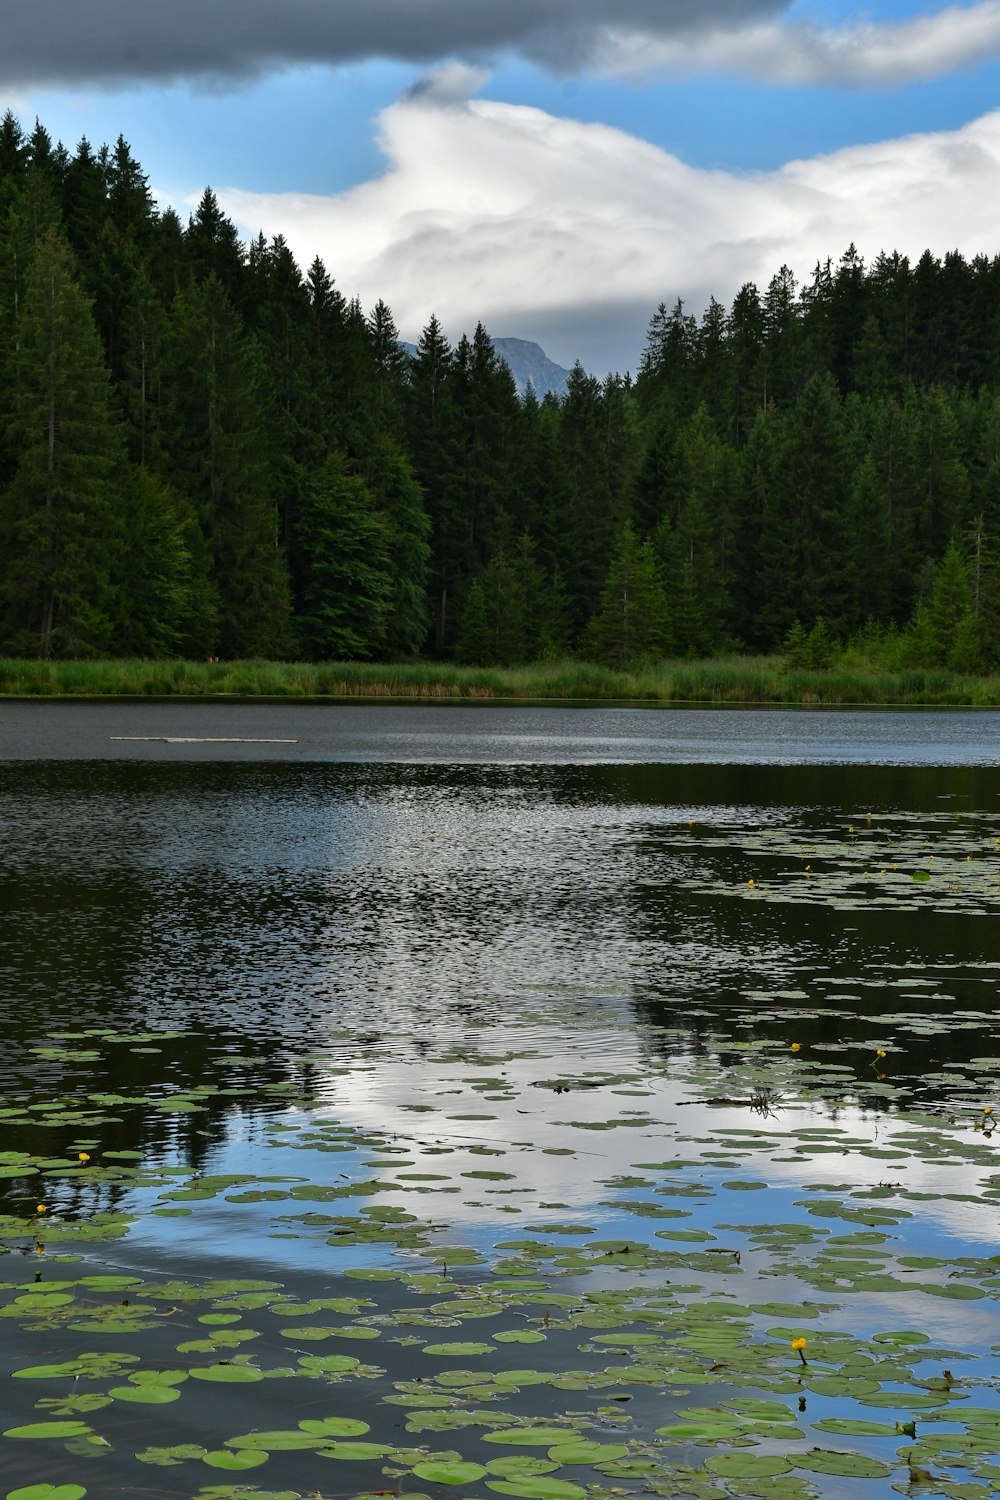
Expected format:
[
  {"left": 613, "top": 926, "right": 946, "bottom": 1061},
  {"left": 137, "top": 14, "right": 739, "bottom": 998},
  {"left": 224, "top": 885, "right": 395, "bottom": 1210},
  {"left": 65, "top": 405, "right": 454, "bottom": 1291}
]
[
  {"left": 115, "top": 468, "right": 197, "bottom": 656},
  {"left": 587, "top": 523, "right": 670, "bottom": 665},
  {"left": 0, "top": 230, "right": 127, "bottom": 655},
  {"left": 359, "top": 436, "right": 431, "bottom": 657},
  {"left": 165, "top": 274, "right": 290, "bottom": 656},
  {"left": 295, "top": 453, "right": 393, "bottom": 659}
]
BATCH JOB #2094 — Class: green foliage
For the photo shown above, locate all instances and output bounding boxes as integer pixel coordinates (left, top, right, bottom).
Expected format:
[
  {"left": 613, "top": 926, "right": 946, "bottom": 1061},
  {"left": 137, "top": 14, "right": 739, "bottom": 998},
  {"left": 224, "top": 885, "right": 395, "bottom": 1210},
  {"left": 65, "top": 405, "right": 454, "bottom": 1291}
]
[
  {"left": 114, "top": 468, "right": 197, "bottom": 656},
  {"left": 7, "top": 114, "right": 1000, "bottom": 664},
  {"left": 295, "top": 454, "right": 393, "bottom": 660},
  {"left": 0, "top": 230, "right": 126, "bottom": 656},
  {"left": 587, "top": 523, "right": 670, "bottom": 665},
  {"left": 164, "top": 274, "right": 290, "bottom": 656},
  {"left": 783, "top": 619, "right": 837, "bottom": 669}
]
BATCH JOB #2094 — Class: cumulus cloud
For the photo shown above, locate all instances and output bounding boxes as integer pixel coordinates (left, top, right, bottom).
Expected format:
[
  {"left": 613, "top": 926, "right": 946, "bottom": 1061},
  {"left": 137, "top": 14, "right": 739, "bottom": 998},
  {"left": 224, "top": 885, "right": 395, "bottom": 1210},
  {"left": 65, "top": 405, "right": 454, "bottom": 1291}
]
[
  {"left": 213, "top": 79, "right": 1000, "bottom": 374},
  {"left": 5, "top": 0, "right": 1000, "bottom": 90}
]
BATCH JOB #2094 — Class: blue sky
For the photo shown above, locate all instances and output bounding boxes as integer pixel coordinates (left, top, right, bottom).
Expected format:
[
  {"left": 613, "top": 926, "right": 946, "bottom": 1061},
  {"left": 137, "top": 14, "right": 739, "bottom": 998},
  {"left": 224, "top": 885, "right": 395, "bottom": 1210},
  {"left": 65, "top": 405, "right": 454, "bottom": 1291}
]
[{"left": 6, "top": 1, "right": 1000, "bottom": 373}]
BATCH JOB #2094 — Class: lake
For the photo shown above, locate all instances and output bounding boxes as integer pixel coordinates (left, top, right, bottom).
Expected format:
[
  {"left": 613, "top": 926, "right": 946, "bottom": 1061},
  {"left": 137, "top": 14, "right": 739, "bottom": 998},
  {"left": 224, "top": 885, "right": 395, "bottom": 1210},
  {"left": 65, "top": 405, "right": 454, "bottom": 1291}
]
[{"left": 2, "top": 703, "right": 1000, "bottom": 1500}]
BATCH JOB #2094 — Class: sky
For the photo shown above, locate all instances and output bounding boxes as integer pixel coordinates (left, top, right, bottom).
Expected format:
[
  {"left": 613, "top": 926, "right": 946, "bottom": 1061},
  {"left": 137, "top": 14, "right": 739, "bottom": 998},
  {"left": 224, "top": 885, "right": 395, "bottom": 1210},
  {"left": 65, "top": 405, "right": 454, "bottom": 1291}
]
[{"left": 5, "top": 1, "right": 1000, "bottom": 374}]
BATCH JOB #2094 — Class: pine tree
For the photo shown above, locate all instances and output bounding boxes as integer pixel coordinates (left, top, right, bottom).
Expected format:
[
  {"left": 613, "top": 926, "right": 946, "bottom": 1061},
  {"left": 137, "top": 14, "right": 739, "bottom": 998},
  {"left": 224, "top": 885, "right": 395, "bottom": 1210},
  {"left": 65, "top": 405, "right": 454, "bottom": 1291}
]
[
  {"left": 0, "top": 111, "right": 29, "bottom": 197},
  {"left": 455, "top": 578, "right": 492, "bottom": 664},
  {"left": 725, "top": 282, "right": 765, "bottom": 446},
  {"left": 295, "top": 453, "right": 393, "bottom": 659},
  {"left": 0, "top": 231, "right": 127, "bottom": 655},
  {"left": 759, "top": 372, "right": 852, "bottom": 641},
  {"left": 185, "top": 188, "right": 244, "bottom": 296},
  {"left": 844, "top": 453, "right": 892, "bottom": 629},
  {"left": 472, "top": 550, "right": 528, "bottom": 665},
  {"left": 119, "top": 260, "right": 168, "bottom": 470},
  {"left": 107, "top": 135, "right": 156, "bottom": 245},
  {"left": 637, "top": 298, "right": 696, "bottom": 415},
  {"left": 405, "top": 314, "right": 458, "bottom": 651},
  {"left": 359, "top": 436, "right": 431, "bottom": 657},
  {"left": 115, "top": 468, "right": 197, "bottom": 656},
  {"left": 586, "top": 523, "right": 671, "bottom": 665},
  {"left": 60, "top": 138, "right": 109, "bottom": 275},
  {"left": 925, "top": 537, "right": 978, "bottom": 669},
  {"left": 367, "top": 298, "right": 407, "bottom": 430},
  {"left": 673, "top": 404, "right": 735, "bottom": 649},
  {"left": 165, "top": 275, "right": 290, "bottom": 656}
]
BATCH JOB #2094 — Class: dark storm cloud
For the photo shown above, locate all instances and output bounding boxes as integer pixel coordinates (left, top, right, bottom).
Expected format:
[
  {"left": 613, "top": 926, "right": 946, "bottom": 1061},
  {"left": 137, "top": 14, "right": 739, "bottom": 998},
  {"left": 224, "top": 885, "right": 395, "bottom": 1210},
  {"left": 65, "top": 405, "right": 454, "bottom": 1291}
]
[{"left": 1, "top": 0, "right": 787, "bottom": 88}]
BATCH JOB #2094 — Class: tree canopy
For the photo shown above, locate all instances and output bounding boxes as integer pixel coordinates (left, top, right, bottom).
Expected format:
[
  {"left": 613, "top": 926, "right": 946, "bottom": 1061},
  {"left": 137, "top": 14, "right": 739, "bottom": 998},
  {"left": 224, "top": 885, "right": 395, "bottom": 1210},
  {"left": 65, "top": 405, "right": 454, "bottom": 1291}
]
[{"left": 3, "top": 114, "right": 1000, "bottom": 670}]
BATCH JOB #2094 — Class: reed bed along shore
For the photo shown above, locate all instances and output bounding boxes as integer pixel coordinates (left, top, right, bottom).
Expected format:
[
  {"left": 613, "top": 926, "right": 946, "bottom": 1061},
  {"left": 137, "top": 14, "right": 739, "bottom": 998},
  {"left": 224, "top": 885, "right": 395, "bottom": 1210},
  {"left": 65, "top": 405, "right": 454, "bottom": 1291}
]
[{"left": 3, "top": 654, "right": 1000, "bottom": 705}]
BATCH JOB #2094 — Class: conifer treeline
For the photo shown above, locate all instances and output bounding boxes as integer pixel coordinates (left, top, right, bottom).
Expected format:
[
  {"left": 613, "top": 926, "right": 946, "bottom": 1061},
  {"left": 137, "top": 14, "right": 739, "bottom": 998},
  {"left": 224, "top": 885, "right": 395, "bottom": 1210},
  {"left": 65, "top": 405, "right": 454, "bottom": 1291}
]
[{"left": 2, "top": 111, "right": 1000, "bottom": 668}]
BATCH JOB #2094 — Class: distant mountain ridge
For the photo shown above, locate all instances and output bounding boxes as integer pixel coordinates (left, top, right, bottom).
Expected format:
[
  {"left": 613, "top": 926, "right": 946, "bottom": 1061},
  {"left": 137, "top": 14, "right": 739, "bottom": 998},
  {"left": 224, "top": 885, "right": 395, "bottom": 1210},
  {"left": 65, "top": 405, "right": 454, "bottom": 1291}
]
[
  {"left": 493, "top": 338, "right": 573, "bottom": 398},
  {"left": 400, "top": 336, "right": 573, "bottom": 399}
]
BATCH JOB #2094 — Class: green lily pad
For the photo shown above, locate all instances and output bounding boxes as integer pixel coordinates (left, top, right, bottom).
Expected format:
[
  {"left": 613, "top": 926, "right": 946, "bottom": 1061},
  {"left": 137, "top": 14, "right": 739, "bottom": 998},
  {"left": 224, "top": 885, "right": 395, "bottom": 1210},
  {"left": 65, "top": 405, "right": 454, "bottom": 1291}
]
[
  {"left": 108, "top": 1384, "right": 180, "bottom": 1404},
  {"left": 422, "top": 1342, "right": 493, "bottom": 1356},
  {"left": 486, "top": 1459, "right": 560, "bottom": 1477},
  {"left": 485, "top": 1428, "right": 583, "bottom": 1446},
  {"left": 298, "top": 1417, "right": 370, "bottom": 1437},
  {"left": 487, "top": 1480, "right": 586, "bottom": 1500},
  {"left": 411, "top": 1462, "right": 488, "bottom": 1484},
  {"left": 316, "top": 1442, "right": 396, "bottom": 1460},
  {"left": 705, "top": 1456, "right": 794, "bottom": 1478},
  {"left": 189, "top": 1364, "right": 264, "bottom": 1383},
  {"left": 226, "top": 1433, "right": 319, "bottom": 1452},
  {"left": 794, "top": 1449, "right": 891, "bottom": 1477},
  {"left": 812, "top": 1418, "right": 899, "bottom": 1436},
  {"left": 6, "top": 1489, "right": 87, "bottom": 1500},
  {"left": 201, "top": 1449, "right": 269, "bottom": 1470},
  {"left": 3, "top": 1422, "right": 92, "bottom": 1439},
  {"left": 546, "top": 1443, "right": 629, "bottom": 1464}
]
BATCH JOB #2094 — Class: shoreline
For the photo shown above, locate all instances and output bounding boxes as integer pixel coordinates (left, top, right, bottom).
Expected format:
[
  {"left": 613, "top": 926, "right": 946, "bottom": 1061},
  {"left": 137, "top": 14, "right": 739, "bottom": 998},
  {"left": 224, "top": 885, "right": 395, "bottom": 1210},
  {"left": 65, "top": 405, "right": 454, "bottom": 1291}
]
[{"left": 3, "top": 655, "right": 1000, "bottom": 708}]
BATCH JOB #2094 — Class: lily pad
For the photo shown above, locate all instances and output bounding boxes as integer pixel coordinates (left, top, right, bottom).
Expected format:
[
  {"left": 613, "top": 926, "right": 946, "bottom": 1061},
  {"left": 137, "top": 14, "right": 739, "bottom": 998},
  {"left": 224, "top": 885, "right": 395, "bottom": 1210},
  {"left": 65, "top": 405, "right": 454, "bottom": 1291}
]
[
  {"left": 6, "top": 1489, "right": 87, "bottom": 1500},
  {"left": 201, "top": 1449, "right": 269, "bottom": 1470},
  {"left": 487, "top": 1480, "right": 586, "bottom": 1500},
  {"left": 3, "top": 1423, "right": 92, "bottom": 1439},
  {"left": 411, "top": 1461, "right": 488, "bottom": 1484},
  {"left": 189, "top": 1364, "right": 264, "bottom": 1383},
  {"left": 794, "top": 1449, "right": 891, "bottom": 1477}
]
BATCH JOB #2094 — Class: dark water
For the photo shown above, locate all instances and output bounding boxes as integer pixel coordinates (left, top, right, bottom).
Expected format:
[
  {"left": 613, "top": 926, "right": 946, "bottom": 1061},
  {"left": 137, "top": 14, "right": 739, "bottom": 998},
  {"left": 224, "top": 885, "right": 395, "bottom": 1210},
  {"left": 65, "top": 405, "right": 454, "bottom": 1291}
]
[{"left": 3, "top": 705, "right": 1000, "bottom": 1497}]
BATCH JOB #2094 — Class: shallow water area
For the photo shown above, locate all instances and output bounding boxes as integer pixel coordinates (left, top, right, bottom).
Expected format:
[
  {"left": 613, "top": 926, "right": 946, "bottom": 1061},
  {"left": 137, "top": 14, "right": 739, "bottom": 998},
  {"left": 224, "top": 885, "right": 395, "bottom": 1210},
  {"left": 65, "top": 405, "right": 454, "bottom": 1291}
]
[{"left": 2, "top": 706, "right": 1000, "bottom": 1499}]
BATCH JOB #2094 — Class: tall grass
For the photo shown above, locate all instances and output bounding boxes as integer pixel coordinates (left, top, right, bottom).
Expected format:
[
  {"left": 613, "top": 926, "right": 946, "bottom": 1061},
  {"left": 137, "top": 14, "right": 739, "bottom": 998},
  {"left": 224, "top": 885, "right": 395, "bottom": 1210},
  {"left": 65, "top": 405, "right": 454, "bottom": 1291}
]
[{"left": 3, "top": 654, "right": 1000, "bottom": 704}]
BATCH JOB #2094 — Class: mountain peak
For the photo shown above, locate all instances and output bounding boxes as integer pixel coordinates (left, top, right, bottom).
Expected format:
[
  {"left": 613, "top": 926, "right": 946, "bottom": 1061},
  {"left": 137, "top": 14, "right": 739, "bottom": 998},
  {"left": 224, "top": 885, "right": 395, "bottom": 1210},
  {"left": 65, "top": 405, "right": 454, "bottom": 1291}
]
[
  {"left": 493, "top": 338, "right": 572, "bottom": 398},
  {"left": 400, "top": 335, "right": 574, "bottom": 399}
]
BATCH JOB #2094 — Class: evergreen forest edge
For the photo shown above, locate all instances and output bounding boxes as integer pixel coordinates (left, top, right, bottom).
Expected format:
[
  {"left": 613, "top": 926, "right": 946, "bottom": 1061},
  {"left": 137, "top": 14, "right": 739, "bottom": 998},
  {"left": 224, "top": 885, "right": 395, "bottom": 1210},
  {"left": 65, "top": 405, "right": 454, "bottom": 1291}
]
[{"left": 4, "top": 110, "right": 1000, "bottom": 686}]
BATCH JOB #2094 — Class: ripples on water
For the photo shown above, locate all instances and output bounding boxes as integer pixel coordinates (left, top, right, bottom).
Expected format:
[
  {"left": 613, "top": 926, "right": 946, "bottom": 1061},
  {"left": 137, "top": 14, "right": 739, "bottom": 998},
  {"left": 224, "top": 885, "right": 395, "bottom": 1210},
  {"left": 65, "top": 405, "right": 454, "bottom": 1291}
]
[
  {"left": 1, "top": 747, "right": 998, "bottom": 1079},
  {"left": 4, "top": 710, "right": 1000, "bottom": 1496}
]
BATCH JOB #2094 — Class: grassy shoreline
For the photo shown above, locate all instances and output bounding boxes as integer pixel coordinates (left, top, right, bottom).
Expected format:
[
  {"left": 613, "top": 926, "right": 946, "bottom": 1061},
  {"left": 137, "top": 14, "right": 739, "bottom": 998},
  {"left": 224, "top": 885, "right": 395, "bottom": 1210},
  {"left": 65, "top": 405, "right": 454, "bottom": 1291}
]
[{"left": 3, "top": 654, "right": 1000, "bottom": 706}]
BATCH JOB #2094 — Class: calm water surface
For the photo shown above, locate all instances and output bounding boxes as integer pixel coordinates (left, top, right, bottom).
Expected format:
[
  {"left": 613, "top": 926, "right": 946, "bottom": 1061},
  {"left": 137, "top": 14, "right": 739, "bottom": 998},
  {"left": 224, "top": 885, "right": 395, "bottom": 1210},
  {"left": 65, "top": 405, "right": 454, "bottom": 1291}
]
[
  {"left": 3, "top": 699, "right": 1000, "bottom": 762},
  {"left": 2, "top": 704, "right": 1000, "bottom": 1497}
]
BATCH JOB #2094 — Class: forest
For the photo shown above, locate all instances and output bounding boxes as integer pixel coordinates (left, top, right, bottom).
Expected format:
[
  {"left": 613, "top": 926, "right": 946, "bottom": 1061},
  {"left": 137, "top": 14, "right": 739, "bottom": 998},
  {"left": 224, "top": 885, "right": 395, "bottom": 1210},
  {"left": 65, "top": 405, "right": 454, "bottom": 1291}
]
[{"left": 2, "top": 110, "right": 1000, "bottom": 671}]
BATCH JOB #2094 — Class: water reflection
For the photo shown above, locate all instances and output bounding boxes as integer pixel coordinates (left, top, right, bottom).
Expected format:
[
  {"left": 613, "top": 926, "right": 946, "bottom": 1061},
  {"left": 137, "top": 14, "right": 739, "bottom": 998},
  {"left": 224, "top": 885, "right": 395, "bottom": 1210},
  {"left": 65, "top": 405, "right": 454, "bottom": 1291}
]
[
  {"left": 5, "top": 750, "right": 1000, "bottom": 1495},
  {"left": 3, "top": 760, "right": 1000, "bottom": 1104}
]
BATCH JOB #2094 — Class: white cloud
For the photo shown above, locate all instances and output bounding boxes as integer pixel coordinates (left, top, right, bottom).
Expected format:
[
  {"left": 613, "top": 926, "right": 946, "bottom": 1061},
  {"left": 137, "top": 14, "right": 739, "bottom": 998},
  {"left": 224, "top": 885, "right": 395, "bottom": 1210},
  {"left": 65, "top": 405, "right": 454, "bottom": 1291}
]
[
  {"left": 601, "top": 1, "right": 1000, "bottom": 86},
  {"left": 216, "top": 79, "right": 1000, "bottom": 374}
]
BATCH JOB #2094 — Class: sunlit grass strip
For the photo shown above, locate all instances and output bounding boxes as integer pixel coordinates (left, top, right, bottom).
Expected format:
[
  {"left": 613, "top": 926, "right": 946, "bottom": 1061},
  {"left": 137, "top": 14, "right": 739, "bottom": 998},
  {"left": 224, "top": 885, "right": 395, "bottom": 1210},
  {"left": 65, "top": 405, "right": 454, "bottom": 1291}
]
[{"left": 3, "top": 655, "right": 1000, "bottom": 704}]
